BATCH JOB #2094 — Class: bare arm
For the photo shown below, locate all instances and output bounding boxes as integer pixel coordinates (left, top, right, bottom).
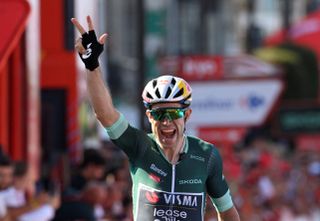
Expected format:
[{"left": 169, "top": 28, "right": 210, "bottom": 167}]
[
  {"left": 71, "top": 16, "right": 119, "bottom": 127},
  {"left": 218, "top": 206, "right": 240, "bottom": 221},
  {"left": 86, "top": 67, "right": 119, "bottom": 126}
]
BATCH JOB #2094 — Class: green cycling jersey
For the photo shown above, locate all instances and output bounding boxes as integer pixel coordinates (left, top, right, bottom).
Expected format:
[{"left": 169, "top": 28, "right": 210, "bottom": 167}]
[{"left": 106, "top": 113, "right": 234, "bottom": 221}]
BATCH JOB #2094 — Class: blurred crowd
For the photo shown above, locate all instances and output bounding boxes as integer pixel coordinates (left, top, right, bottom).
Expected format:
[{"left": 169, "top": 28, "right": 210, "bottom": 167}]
[
  {"left": 0, "top": 143, "right": 133, "bottom": 221},
  {"left": 1, "top": 130, "right": 320, "bottom": 221},
  {"left": 210, "top": 131, "right": 320, "bottom": 221},
  {"left": 0, "top": 148, "right": 60, "bottom": 221}
]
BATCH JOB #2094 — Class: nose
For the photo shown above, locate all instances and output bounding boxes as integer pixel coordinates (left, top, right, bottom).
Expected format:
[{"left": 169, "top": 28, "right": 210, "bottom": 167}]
[{"left": 160, "top": 113, "right": 172, "bottom": 124}]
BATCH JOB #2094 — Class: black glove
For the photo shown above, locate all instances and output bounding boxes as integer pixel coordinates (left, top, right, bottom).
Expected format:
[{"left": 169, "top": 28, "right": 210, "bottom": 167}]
[{"left": 79, "top": 30, "right": 104, "bottom": 71}]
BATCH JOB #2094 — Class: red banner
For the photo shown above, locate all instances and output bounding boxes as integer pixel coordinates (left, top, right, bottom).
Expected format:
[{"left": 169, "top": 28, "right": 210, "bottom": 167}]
[
  {"left": 159, "top": 55, "right": 279, "bottom": 80},
  {"left": 177, "top": 56, "right": 223, "bottom": 81},
  {"left": 296, "top": 134, "right": 320, "bottom": 151},
  {"left": 265, "top": 9, "right": 320, "bottom": 59},
  {"left": 198, "top": 127, "right": 247, "bottom": 148},
  {"left": 0, "top": 0, "right": 30, "bottom": 70}
]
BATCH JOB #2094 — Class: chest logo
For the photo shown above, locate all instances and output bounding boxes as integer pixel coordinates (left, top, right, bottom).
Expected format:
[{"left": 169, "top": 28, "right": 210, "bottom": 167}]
[
  {"left": 179, "top": 179, "right": 202, "bottom": 185},
  {"left": 149, "top": 173, "right": 161, "bottom": 183},
  {"left": 163, "top": 194, "right": 198, "bottom": 207},
  {"left": 150, "top": 164, "right": 167, "bottom": 177},
  {"left": 190, "top": 154, "right": 205, "bottom": 162},
  {"left": 137, "top": 184, "right": 204, "bottom": 221},
  {"left": 145, "top": 191, "right": 160, "bottom": 204}
]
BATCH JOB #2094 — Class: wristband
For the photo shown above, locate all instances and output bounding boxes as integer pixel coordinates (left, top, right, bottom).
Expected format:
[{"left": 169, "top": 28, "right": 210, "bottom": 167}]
[{"left": 79, "top": 30, "right": 104, "bottom": 71}]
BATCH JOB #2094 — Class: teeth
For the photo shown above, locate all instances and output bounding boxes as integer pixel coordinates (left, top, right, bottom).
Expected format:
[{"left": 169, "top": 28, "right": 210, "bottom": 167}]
[{"left": 162, "top": 129, "right": 174, "bottom": 133}]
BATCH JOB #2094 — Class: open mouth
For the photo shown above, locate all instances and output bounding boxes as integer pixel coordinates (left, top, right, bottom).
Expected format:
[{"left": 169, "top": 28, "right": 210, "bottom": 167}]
[{"left": 161, "top": 129, "right": 176, "bottom": 139}]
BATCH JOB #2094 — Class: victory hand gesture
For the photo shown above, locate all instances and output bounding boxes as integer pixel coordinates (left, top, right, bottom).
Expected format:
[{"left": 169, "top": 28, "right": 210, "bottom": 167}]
[{"left": 71, "top": 16, "right": 108, "bottom": 71}]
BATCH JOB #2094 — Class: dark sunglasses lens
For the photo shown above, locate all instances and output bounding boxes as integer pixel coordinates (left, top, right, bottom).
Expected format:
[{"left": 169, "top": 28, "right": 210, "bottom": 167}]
[
  {"left": 150, "top": 109, "right": 185, "bottom": 121},
  {"left": 167, "top": 109, "right": 185, "bottom": 119},
  {"left": 150, "top": 109, "right": 163, "bottom": 120}
]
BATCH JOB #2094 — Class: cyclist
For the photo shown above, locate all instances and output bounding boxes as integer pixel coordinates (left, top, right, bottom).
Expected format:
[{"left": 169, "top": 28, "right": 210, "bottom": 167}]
[{"left": 71, "top": 15, "right": 240, "bottom": 221}]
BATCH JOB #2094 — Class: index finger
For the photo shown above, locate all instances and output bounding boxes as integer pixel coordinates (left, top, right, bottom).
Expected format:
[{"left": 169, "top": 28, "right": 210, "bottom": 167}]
[{"left": 71, "top": 18, "right": 86, "bottom": 35}]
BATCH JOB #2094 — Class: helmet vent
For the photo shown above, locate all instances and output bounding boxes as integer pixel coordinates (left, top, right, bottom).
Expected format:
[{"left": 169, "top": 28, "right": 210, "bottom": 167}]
[
  {"left": 146, "top": 92, "right": 153, "bottom": 99},
  {"left": 165, "top": 87, "right": 172, "bottom": 98},
  {"left": 174, "top": 88, "right": 184, "bottom": 98},
  {"left": 171, "top": 78, "right": 176, "bottom": 86},
  {"left": 152, "top": 80, "right": 157, "bottom": 88},
  {"left": 155, "top": 88, "right": 161, "bottom": 98}
]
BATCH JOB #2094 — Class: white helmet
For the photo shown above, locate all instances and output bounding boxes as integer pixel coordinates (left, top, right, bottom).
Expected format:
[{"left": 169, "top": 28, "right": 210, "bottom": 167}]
[{"left": 142, "top": 75, "right": 192, "bottom": 109}]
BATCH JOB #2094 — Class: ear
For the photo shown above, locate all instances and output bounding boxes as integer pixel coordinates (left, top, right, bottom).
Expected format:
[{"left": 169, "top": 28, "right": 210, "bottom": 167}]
[
  {"left": 184, "top": 108, "right": 192, "bottom": 122},
  {"left": 146, "top": 110, "right": 152, "bottom": 123}
]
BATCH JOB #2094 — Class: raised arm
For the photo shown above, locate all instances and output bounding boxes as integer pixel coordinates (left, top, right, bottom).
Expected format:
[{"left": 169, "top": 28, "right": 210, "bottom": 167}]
[{"left": 71, "top": 16, "right": 119, "bottom": 127}]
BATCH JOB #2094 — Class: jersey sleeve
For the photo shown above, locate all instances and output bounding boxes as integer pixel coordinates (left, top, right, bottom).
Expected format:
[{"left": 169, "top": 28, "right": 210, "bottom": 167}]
[
  {"left": 105, "top": 112, "right": 150, "bottom": 163},
  {"left": 206, "top": 147, "right": 234, "bottom": 212}
]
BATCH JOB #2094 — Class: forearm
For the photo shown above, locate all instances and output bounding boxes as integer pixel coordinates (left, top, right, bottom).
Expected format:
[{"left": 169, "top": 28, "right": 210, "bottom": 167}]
[
  {"left": 218, "top": 207, "right": 240, "bottom": 221},
  {"left": 86, "top": 67, "right": 119, "bottom": 127}
]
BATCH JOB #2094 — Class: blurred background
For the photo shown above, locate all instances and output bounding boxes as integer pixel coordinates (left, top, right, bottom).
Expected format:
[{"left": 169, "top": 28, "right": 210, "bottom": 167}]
[{"left": 1, "top": 0, "right": 320, "bottom": 220}]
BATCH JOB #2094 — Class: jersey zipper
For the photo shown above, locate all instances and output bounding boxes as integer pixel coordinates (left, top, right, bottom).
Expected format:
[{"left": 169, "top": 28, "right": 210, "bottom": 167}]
[
  {"left": 171, "top": 164, "right": 176, "bottom": 192},
  {"left": 170, "top": 136, "right": 185, "bottom": 193}
]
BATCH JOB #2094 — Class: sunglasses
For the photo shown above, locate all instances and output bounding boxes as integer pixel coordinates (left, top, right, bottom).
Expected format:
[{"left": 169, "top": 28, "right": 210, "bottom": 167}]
[{"left": 149, "top": 108, "right": 187, "bottom": 121}]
